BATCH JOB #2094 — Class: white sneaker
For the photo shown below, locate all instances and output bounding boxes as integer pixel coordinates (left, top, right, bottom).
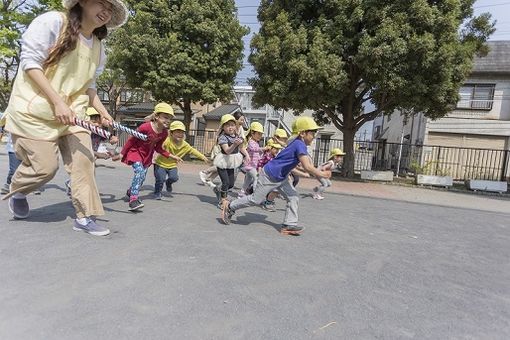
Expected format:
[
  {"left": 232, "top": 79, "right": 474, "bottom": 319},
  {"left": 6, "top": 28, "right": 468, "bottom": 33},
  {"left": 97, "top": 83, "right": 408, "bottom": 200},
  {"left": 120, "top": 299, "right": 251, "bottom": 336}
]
[
  {"left": 313, "top": 193, "right": 324, "bottom": 200},
  {"left": 206, "top": 180, "right": 216, "bottom": 188},
  {"left": 199, "top": 171, "right": 208, "bottom": 185}
]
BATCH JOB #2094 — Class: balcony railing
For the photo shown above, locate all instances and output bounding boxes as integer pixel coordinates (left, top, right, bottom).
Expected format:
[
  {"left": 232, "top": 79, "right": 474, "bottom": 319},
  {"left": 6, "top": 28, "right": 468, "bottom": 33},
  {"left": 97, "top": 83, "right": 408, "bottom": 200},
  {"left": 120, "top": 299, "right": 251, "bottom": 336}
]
[{"left": 456, "top": 99, "right": 493, "bottom": 110}]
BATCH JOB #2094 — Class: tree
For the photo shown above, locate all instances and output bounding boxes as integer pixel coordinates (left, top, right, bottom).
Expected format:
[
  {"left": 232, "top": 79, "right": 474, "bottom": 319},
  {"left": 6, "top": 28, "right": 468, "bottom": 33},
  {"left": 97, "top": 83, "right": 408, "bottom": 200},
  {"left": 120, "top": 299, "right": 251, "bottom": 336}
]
[
  {"left": 0, "top": 0, "right": 62, "bottom": 110},
  {"left": 108, "top": 0, "right": 249, "bottom": 130},
  {"left": 249, "top": 0, "right": 495, "bottom": 177}
]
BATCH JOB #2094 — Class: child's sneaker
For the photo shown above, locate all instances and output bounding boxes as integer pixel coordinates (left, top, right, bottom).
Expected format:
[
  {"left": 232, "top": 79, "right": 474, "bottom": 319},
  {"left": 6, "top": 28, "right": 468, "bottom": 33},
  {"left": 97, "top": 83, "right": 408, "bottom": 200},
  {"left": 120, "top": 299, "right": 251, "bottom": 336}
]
[
  {"left": 221, "top": 201, "right": 235, "bottom": 225},
  {"left": 280, "top": 225, "right": 304, "bottom": 236},
  {"left": 206, "top": 180, "right": 216, "bottom": 188},
  {"left": 199, "top": 171, "right": 208, "bottom": 185},
  {"left": 313, "top": 193, "right": 324, "bottom": 200},
  {"left": 153, "top": 192, "right": 162, "bottom": 200},
  {"left": 262, "top": 200, "right": 276, "bottom": 212},
  {"left": 128, "top": 199, "right": 144, "bottom": 211},
  {"left": 237, "top": 190, "right": 245, "bottom": 198},
  {"left": 64, "top": 180, "right": 72, "bottom": 197},
  {"left": 33, "top": 189, "right": 42, "bottom": 195},
  {"left": 0, "top": 183, "right": 9, "bottom": 195},
  {"left": 213, "top": 186, "right": 221, "bottom": 202},
  {"left": 73, "top": 219, "right": 110, "bottom": 236},
  {"left": 9, "top": 196, "right": 30, "bottom": 219}
]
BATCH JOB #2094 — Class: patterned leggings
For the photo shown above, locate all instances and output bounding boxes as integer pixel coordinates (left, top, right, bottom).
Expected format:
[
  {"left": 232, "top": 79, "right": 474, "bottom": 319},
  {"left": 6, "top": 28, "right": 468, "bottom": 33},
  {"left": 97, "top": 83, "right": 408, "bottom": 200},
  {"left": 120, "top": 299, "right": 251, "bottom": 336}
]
[{"left": 129, "top": 162, "right": 148, "bottom": 200}]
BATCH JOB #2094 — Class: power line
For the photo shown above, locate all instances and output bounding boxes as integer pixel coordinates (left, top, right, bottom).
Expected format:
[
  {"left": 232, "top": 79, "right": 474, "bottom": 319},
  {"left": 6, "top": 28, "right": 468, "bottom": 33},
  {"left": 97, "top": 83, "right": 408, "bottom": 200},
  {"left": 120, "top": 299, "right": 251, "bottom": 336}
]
[{"left": 474, "top": 2, "right": 510, "bottom": 8}]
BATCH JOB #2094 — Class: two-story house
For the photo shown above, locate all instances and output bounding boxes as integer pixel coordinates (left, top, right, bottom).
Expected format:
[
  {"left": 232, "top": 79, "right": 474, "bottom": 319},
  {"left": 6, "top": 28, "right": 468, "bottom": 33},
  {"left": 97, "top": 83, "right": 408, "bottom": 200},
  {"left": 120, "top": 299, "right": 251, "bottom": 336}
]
[
  {"left": 373, "top": 41, "right": 510, "bottom": 150},
  {"left": 371, "top": 41, "right": 510, "bottom": 180}
]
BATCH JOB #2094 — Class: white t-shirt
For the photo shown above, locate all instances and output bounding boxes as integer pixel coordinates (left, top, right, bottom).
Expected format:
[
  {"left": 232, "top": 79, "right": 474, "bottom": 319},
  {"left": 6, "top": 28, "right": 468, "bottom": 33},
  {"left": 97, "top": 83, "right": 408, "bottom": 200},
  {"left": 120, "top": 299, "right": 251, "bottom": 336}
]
[{"left": 20, "top": 11, "right": 106, "bottom": 89}]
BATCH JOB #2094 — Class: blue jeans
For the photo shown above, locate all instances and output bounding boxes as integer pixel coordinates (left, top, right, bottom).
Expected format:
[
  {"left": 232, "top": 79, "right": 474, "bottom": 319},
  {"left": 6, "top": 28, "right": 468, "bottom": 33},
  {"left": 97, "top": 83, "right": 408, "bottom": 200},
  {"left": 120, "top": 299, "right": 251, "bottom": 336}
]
[
  {"left": 7, "top": 152, "right": 22, "bottom": 185},
  {"left": 153, "top": 165, "right": 179, "bottom": 194}
]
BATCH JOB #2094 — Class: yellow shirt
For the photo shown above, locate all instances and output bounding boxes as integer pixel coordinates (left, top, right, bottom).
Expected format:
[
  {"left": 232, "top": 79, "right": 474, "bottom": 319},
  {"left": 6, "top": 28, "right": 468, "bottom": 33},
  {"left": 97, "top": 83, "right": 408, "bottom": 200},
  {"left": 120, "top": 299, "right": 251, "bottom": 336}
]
[{"left": 155, "top": 138, "right": 208, "bottom": 169}]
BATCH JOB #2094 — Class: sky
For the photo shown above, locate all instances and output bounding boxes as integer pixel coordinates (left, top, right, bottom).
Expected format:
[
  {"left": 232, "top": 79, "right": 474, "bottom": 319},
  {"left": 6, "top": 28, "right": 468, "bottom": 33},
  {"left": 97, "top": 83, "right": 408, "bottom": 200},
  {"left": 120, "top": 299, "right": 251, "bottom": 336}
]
[{"left": 234, "top": 0, "right": 510, "bottom": 85}]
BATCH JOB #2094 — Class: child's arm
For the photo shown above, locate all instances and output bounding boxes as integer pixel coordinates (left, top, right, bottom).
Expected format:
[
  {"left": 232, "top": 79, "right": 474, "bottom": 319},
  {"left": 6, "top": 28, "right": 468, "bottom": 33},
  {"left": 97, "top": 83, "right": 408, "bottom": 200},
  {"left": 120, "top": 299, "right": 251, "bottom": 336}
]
[
  {"left": 240, "top": 145, "right": 251, "bottom": 164},
  {"left": 219, "top": 136, "right": 243, "bottom": 155},
  {"left": 189, "top": 147, "right": 210, "bottom": 163},
  {"left": 155, "top": 138, "right": 183, "bottom": 163},
  {"left": 291, "top": 167, "right": 310, "bottom": 178},
  {"left": 299, "top": 155, "right": 331, "bottom": 179}
]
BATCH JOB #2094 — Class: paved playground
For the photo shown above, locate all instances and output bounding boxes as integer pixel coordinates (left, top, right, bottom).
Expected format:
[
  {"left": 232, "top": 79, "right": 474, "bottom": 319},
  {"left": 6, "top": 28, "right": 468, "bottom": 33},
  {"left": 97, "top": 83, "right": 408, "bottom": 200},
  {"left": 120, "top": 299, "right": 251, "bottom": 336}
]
[{"left": 0, "top": 153, "right": 509, "bottom": 340}]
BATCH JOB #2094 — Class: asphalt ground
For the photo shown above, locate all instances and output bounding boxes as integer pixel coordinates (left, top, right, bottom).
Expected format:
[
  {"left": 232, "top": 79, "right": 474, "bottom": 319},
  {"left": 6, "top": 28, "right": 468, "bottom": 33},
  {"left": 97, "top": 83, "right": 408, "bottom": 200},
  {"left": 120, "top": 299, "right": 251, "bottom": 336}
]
[{"left": 0, "top": 153, "right": 509, "bottom": 340}]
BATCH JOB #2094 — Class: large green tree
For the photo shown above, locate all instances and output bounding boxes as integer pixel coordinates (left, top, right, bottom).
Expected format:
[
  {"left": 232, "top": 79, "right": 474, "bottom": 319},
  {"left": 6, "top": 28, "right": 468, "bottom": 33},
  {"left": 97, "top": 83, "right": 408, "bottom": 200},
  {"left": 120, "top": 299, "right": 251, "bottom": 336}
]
[
  {"left": 0, "top": 0, "right": 62, "bottom": 110},
  {"left": 249, "top": 0, "right": 495, "bottom": 177},
  {"left": 109, "top": 0, "right": 249, "bottom": 129}
]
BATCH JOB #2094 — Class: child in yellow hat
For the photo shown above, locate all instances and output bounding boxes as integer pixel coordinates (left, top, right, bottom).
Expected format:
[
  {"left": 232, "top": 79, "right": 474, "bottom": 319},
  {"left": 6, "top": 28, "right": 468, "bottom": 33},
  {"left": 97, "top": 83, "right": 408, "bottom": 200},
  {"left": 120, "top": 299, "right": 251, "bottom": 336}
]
[
  {"left": 240, "top": 121, "right": 265, "bottom": 197},
  {"left": 312, "top": 148, "right": 345, "bottom": 200},
  {"left": 121, "top": 103, "right": 182, "bottom": 211},
  {"left": 221, "top": 116, "right": 331, "bottom": 236},
  {"left": 152, "top": 121, "right": 209, "bottom": 199},
  {"left": 212, "top": 114, "right": 249, "bottom": 208}
]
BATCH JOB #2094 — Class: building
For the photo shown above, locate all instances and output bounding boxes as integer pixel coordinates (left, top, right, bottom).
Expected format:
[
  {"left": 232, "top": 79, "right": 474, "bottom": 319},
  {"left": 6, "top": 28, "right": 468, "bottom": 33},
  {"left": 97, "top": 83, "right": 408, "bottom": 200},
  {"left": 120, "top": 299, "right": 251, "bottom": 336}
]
[
  {"left": 373, "top": 41, "right": 510, "bottom": 150},
  {"left": 371, "top": 41, "right": 510, "bottom": 180}
]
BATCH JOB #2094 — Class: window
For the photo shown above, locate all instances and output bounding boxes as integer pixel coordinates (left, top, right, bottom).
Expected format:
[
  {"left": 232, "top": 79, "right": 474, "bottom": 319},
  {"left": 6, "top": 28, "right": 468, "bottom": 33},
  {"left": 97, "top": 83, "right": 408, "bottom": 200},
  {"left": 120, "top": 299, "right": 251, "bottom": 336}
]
[
  {"left": 120, "top": 89, "right": 144, "bottom": 103},
  {"left": 456, "top": 84, "right": 495, "bottom": 110},
  {"left": 97, "top": 89, "right": 109, "bottom": 102}
]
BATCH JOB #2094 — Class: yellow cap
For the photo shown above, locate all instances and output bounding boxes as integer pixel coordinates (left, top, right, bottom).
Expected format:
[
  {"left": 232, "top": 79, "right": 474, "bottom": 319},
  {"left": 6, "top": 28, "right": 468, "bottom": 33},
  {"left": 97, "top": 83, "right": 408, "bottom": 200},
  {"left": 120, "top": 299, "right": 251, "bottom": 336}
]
[
  {"left": 330, "top": 148, "right": 346, "bottom": 157},
  {"left": 220, "top": 114, "right": 236, "bottom": 127},
  {"left": 274, "top": 128, "right": 288, "bottom": 138},
  {"left": 292, "top": 116, "right": 322, "bottom": 134},
  {"left": 85, "top": 107, "right": 100, "bottom": 116},
  {"left": 248, "top": 121, "right": 264, "bottom": 134},
  {"left": 170, "top": 121, "right": 186, "bottom": 131},
  {"left": 154, "top": 102, "right": 174, "bottom": 116},
  {"left": 271, "top": 143, "right": 283, "bottom": 149}
]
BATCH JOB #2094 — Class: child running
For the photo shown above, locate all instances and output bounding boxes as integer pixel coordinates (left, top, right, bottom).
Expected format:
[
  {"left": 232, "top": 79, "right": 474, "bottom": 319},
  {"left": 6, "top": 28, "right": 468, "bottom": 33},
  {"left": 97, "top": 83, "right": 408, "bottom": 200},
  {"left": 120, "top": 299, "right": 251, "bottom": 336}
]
[
  {"left": 240, "top": 121, "right": 264, "bottom": 197},
  {"left": 267, "top": 128, "right": 289, "bottom": 147},
  {"left": 221, "top": 116, "right": 331, "bottom": 236},
  {"left": 153, "top": 121, "right": 209, "bottom": 199},
  {"left": 2, "top": 0, "right": 129, "bottom": 236},
  {"left": 213, "top": 114, "right": 249, "bottom": 208},
  {"left": 121, "top": 103, "right": 182, "bottom": 211},
  {"left": 312, "top": 148, "right": 345, "bottom": 200}
]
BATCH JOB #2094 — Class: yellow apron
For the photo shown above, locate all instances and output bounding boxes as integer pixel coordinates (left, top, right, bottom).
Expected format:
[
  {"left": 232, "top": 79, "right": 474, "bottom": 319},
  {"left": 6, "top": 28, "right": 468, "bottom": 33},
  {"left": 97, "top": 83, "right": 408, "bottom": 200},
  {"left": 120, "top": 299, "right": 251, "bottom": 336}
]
[{"left": 4, "top": 16, "right": 101, "bottom": 141}]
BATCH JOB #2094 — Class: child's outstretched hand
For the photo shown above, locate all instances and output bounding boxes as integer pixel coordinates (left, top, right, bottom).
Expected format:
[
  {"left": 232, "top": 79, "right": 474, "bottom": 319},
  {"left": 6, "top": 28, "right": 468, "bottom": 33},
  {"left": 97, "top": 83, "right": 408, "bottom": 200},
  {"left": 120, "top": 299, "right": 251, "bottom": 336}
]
[
  {"left": 320, "top": 170, "right": 332, "bottom": 179},
  {"left": 170, "top": 155, "right": 183, "bottom": 163}
]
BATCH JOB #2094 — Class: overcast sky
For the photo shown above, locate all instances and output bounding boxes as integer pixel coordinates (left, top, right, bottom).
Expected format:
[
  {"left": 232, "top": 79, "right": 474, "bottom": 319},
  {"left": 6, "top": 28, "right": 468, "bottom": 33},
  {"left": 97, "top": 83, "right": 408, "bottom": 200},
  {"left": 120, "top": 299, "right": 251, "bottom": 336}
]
[{"left": 234, "top": 0, "right": 510, "bottom": 85}]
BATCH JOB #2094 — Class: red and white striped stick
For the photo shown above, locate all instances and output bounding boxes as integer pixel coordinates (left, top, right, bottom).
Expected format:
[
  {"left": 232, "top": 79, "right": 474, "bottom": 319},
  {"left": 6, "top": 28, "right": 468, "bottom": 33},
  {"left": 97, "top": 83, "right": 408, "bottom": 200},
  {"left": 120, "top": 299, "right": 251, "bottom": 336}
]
[
  {"left": 111, "top": 121, "right": 148, "bottom": 141},
  {"left": 74, "top": 118, "right": 111, "bottom": 139}
]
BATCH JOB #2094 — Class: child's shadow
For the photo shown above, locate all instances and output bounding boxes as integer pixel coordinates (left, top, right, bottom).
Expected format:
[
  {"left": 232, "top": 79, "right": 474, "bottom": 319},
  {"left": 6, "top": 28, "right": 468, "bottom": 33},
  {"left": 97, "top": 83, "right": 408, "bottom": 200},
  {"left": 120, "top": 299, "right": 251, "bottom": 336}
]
[{"left": 228, "top": 211, "right": 281, "bottom": 233}]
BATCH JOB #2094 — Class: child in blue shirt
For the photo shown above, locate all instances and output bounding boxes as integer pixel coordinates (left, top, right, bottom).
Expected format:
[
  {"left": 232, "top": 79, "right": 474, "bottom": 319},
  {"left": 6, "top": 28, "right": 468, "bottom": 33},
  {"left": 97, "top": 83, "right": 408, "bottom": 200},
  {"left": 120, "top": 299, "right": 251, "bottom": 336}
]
[{"left": 221, "top": 116, "right": 331, "bottom": 235}]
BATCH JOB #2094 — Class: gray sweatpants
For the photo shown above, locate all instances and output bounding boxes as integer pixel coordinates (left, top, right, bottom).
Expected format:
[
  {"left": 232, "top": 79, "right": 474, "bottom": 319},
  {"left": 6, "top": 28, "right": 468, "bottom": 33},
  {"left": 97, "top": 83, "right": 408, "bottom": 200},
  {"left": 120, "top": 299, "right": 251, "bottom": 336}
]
[
  {"left": 314, "top": 178, "right": 332, "bottom": 194},
  {"left": 230, "top": 169, "right": 299, "bottom": 227},
  {"left": 242, "top": 168, "right": 258, "bottom": 192}
]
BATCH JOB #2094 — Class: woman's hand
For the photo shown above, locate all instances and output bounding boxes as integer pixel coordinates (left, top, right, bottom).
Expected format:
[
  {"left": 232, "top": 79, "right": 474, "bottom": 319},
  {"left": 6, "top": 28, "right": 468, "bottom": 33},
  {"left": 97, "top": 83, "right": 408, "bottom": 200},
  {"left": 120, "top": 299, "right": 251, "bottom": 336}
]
[
  {"left": 100, "top": 112, "right": 113, "bottom": 127},
  {"left": 54, "top": 102, "right": 76, "bottom": 126}
]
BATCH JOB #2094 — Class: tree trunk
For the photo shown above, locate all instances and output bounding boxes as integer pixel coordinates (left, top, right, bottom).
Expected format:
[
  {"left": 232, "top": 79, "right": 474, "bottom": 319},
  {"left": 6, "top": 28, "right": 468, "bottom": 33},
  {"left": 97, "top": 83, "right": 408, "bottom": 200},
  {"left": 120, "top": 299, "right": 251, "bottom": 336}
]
[
  {"left": 183, "top": 99, "right": 193, "bottom": 131},
  {"left": 342, "top": 127, "right": 356, "bottom": 178}
]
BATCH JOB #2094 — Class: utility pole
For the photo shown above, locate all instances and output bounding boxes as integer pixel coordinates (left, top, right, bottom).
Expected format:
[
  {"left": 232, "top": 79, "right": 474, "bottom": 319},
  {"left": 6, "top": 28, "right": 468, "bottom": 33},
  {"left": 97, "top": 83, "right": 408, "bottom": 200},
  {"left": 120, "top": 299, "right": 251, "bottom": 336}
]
[{"left": 396, "top": 113, "right": 409, "bottom": 177}]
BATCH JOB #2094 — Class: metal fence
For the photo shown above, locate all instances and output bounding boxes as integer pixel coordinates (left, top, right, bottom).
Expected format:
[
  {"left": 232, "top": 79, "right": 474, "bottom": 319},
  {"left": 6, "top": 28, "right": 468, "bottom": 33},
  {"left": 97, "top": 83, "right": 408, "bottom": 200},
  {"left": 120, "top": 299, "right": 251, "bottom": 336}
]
[
  {"left": 312, "top": 138, "right": 510, "bottom": 181},
  {"left": 118, "top": 129, "right": 510, "bottom": 182}
]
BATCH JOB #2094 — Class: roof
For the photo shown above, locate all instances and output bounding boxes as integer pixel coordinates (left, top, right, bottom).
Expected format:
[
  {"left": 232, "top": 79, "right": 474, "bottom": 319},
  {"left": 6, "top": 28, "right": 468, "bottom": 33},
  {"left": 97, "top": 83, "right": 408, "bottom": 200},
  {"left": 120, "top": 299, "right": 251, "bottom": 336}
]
[
  {"left": 472, "top": 41, "right": 510, "bottom": 75},
  {"left": 203, "top": 104, "right": 241, "bottom": 121},
  {"left": 117, "top": 102, "right": 186, "bottom": 115}
]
